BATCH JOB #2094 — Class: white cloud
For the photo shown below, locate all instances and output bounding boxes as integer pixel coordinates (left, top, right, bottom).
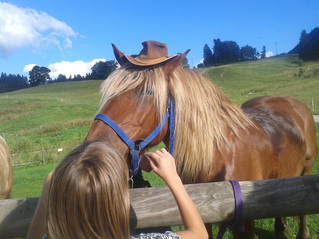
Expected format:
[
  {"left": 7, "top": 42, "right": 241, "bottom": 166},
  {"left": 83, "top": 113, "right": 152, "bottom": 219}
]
[
  {"left": 0, "top": 2, "right": 76, "bottom": 58},
  {"left": 266, "top": 51, "right": 274, "bottom": 57},
  {"left": 47, "top": 59, "right": 107, "bottom": 79},
  {"left": 23, "top": 64, "right": 37, "bottom": 73}
]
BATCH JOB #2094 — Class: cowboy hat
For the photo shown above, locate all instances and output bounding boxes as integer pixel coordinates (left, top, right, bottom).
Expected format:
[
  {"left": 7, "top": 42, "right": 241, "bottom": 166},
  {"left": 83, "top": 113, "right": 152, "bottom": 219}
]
[{"left": 112, "top": 40, "right": 181, "bottom": 66}]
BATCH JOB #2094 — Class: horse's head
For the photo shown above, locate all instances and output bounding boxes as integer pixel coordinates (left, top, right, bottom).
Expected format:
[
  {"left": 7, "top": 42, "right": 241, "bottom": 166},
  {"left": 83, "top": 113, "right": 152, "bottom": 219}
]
[{"left": 85, "top": 41, "right": 189, "bottom": 173}]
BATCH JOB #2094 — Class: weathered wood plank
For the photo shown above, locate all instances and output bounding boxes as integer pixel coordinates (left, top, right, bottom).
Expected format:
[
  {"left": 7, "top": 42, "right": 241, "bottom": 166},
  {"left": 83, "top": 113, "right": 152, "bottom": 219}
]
[{"left": 1, "top": 175, "right": 319, "bottom": 238}]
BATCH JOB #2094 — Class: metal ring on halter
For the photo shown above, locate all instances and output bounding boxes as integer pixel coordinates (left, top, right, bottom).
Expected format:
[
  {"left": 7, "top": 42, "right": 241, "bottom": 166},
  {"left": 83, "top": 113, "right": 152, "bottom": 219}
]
[{"left": 129, "top": 170, "right": 134, "bottom": 189}]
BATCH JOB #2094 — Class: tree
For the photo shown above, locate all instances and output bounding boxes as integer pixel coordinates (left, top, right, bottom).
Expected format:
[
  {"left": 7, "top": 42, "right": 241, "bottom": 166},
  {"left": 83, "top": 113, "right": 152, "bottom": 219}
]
[
  {"left": 0, "top": 72, "right": 29, "bottom": 93},
  {"left": 213, "top": 39, "right": 221, "bottom": 64},
  {"left": 299, "top": 30, "right": 314, "bottom": 61},
  {"left": 289, "top": 28, "right": 319, "bottom": 61},
  {"left": 240, "top": 45, "right": 257, "bottom": 61},
  {"left": 56, "top": 74, "right": 67, "bottom": 82},
  {"left": 213, "top": 39, "right": 240, "bottom": 64},
  {"left": 203, "top": 44, "right": 213, "bottom": 66},
  {"left": 90, "top": 60, "right": 118, "bottom": 80},
  {"left": 310, "top": 27, "right": 319, "bottom": 60},
  {"left": 71, "top": 74, "right": 85, "bottom": 81},
  {"left": 29, "top": 66, "right": 51, "bottom": 87},
  {"left": 260, "top": 46, "right": 266, "bottom": 59}
]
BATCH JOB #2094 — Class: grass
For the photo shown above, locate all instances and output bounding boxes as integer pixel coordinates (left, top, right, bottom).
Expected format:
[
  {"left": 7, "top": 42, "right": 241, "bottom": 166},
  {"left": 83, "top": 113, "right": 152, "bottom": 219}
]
[
  {"left": 201, "top": 55, "right": 319, "bottom": 114},
  {"left": 1, "top": 80, "right": 101, "bottom": 154},
  {"left": 11, "top": 162, "right": 57, "bottom": 198},
  {"left": 2, "top": 55, "right": 319, "bottom": 238}
]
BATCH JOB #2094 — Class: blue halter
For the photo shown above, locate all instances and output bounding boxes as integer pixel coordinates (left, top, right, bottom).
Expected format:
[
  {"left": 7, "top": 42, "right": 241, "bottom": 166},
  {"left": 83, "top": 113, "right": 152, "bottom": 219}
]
[{"left": 94, "top": 96, "right": 176, "bottom": 175}]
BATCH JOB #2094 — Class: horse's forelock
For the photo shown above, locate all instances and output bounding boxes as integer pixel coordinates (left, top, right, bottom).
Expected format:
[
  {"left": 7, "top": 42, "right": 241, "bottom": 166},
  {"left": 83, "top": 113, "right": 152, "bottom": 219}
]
[{"left": 99, "top": 67, "right": 168, "bottom": 122}]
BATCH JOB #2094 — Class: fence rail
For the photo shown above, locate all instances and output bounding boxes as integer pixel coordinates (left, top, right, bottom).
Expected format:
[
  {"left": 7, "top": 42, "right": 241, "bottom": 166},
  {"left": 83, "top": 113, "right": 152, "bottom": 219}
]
[
  {"left": 0, "top": 175, "right": 319, "bottom": 238},
  {"left": 10, "top": 145, "right": 79, "bottom": 166}
]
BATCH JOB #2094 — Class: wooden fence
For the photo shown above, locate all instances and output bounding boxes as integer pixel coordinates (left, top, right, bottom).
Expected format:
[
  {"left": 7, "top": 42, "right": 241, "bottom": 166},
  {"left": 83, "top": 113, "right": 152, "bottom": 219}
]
[
  {"left": 10, "top": 145, "right": 79, "bottom": 166},
  {"left": 0, "top": 175, "right": 319, "bottom": 238}
]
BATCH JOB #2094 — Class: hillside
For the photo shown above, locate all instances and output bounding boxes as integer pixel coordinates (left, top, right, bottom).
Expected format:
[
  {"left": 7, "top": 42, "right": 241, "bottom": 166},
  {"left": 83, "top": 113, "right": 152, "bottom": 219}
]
[
  {"left": 0, "top": 80, "right": 102, "bottom": 156},
  {"left": 201, "top": 54, "right": 319, "bottom": 110},
  {"left": 1, "top": 55, "right": 318, "bottom": 160}
]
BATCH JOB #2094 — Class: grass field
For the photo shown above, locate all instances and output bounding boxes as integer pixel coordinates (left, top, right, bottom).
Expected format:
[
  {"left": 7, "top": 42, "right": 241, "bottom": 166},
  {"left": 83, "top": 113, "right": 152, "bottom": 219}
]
[{"left": 1, "top": 55, "right": 319, "bottom": 238}]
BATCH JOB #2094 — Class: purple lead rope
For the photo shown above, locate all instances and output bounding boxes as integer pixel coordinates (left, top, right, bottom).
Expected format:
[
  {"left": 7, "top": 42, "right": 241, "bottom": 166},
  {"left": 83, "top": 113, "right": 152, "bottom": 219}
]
[{"left": 216, "top": 180, "right": 245, "bottom": 239}]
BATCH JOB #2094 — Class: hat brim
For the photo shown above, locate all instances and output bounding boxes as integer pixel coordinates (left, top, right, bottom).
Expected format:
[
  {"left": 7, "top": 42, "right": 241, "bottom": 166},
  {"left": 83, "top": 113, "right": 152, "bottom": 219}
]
[{"left": 123, "top": 54, "right": 180, "bottom": 66}]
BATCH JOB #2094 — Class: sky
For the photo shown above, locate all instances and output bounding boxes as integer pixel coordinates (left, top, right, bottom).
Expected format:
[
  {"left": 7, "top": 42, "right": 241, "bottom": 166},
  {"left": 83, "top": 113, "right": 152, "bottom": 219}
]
[{"left": 1, "top": 0, "right": 318, "bottom": 79}]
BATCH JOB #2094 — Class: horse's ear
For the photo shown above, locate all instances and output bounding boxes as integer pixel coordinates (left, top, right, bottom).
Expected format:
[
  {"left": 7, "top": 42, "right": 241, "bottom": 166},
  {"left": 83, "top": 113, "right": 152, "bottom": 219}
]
[
  {"left": 163, "top": 49, "right": 191, "bottom": 74},
  {"left": 111, "top": 43, "right": 127, "bottom": 66}
]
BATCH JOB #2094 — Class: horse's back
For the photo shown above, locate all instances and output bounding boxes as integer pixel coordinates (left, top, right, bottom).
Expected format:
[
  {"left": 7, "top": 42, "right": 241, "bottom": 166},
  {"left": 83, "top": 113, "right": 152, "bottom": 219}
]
[
  {"left": 241, "top": 95, "right": 318, "bottom": 176},
  {"left": 0, "top": 136, "right": 13, "bottom": 199}
]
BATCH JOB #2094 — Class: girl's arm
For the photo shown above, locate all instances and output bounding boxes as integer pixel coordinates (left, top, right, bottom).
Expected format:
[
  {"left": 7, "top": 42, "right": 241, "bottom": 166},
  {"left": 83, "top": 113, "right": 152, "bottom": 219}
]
[
  {"left": 144, "top": 149, "right": 208, "bottom": 239},
  {"left": 26, "top": 172, "right": 53, "bottom": 239}
]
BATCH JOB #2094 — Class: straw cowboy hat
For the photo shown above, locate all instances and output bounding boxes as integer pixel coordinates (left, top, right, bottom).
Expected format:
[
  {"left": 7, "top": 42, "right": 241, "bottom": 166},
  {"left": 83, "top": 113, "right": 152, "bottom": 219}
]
[{"left": 112, "top": 40, "right": 182, "bottom": 66}]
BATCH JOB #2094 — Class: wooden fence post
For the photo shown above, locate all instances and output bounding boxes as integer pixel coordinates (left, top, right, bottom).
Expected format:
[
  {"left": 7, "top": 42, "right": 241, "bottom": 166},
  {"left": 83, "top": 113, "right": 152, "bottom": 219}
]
[{"left": 41, "top": 147, "right": 45, "bottom": 164}]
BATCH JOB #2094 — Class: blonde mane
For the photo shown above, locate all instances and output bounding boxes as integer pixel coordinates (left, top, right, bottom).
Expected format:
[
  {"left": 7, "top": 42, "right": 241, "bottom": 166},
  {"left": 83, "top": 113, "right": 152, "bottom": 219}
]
[
  {"left": 100, "top": 65, "right": 255, "bottom": 183},
  {"left": 0, "top": 136, "right": 12, "bottom": 199}
]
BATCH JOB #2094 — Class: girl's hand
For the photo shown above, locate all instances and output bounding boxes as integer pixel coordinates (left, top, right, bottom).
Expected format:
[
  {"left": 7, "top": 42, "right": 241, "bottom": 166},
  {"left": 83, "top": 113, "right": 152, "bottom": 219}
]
[
  {"left": 145, "top": 149, "right": 208, "bottom": 239},
  {"left": 144, "top": 148, "right": 178, "bottom": 183}
]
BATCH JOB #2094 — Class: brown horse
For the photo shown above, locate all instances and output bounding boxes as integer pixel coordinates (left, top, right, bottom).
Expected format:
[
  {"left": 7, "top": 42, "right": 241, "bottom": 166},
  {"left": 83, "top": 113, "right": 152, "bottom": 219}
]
[
  {"left": 86, "top": 41, "right": 318, "bottom": 239},
  {"left": 0, "top": 136, "right": 13, "bottom": 200}
]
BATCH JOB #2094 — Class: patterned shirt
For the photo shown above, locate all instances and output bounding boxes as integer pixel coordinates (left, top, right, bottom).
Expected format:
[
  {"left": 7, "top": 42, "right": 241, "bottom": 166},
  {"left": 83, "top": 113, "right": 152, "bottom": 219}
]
[
  {"left": 43, "top": 231, "right": 180, "bottom": 239},
  {"left": 130, "top": 231, "right": 180, "bottom": 239}
]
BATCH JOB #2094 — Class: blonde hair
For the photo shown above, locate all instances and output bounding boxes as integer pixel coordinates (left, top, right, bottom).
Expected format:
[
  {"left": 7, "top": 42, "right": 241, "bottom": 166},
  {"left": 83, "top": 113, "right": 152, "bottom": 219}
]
[
  {"left": 99, "top": 65, "right": 255, "bottom": 183},
  {"left": 47, "top": 142, "right": 130, "bottom": 239}
]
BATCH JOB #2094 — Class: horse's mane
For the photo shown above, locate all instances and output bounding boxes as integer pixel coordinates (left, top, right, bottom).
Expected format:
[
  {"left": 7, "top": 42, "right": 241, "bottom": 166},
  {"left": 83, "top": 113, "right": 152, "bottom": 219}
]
[
  {"left": 100, "top": 65, "right": 255, "bottom": 183},
  {"left": 0, "top": 136, "right": 12, "bottom": 199}
]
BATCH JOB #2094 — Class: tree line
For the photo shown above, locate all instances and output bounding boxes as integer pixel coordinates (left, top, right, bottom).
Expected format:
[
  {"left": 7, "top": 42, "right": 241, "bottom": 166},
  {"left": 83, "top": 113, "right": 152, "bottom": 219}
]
[
  {"left": 199, "top": 27, "right": 319, "bottom": 67},
  {"left": 198, "top": 39, "right": 266, "bottom": 68},
  {"left": 289, "top": 27, "right": 319, "bottom": 61},
  {"left": 0, "top": 73, "right": 29, "bottom": 93},
  {"left": 0, "top": 60, "right": 118, "bottom": 92},
  {"left": 28, "top": 60, "right": 118, "bottom": 87}
]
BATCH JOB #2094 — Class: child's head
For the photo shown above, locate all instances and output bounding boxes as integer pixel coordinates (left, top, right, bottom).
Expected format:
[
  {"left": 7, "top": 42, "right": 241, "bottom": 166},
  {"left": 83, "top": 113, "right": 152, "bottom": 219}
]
[{"left": 47, "top": 141, "right": 130, "bottom": 239}]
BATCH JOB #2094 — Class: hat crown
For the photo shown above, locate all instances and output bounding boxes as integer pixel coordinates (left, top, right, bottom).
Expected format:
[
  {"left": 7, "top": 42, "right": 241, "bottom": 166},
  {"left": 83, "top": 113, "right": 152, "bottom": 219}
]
[
  {"left": 112, "top": 40, "right": 180, "bottom": 66},
  {"left": 138, "top": 41, "right": 169, "bottom": 60}
]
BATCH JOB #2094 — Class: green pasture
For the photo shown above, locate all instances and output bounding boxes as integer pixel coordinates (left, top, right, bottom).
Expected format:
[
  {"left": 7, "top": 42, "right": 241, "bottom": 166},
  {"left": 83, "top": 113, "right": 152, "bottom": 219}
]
[
  {"left": 201, "top": 55, "right": 319, "bottom": 113},
  {"left": 1, "top": 55, "right": 319, "bottom": 238}
]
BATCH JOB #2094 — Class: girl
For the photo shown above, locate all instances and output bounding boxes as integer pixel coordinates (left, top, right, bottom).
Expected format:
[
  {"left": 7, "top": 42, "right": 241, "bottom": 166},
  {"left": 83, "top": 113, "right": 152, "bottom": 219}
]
[{"left": 27, "top": 142, "right": 208, "bottom": 239}]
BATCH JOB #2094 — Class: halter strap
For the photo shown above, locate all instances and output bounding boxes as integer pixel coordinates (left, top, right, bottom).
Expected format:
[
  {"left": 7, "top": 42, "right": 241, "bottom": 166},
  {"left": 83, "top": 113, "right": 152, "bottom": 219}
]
[
  {"left": 217, "top": 180, "right": 244, "bottom": 239},
  {"left": 94, "top": 96, "right": 176, "bottom": 175}
]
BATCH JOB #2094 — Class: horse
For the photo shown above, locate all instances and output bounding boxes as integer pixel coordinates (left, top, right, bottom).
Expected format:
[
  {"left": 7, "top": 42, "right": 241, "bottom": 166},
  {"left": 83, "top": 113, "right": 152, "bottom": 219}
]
[
  {"left": 85, "top": 41, "right": 318, "bottom": 239},
  {"left": 0, "top": 136, "right": 13, "bottom": 200}
]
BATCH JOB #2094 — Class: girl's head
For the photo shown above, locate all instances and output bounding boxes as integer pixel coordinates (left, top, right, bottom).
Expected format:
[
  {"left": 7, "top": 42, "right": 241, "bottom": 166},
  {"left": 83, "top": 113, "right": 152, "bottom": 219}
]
[{"left": 47, "top": 142, "right": 130, "bottom": 239}]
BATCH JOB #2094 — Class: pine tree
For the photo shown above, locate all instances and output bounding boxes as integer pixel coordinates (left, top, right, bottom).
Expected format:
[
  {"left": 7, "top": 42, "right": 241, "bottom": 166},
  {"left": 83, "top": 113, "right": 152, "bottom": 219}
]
[
  {"left": 299, "top": 30, "right": 313, "bottom": 61},
  {"left": 203, "top": 44, "right": 213, "bottom": 66},
  {"left": 261, "top": 46, "right": 266, "bottom": 59}
]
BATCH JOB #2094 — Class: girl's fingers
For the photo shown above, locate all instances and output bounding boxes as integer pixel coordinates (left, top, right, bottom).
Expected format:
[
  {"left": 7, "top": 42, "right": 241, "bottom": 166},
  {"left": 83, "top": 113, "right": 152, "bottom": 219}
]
[{"left": 146, "top": 157, "right": 156, "bottom": 169}]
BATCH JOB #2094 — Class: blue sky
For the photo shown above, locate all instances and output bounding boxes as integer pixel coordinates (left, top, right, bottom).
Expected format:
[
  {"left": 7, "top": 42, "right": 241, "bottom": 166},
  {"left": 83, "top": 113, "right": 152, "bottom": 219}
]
[{"left": 1, "top": 0, "right": 318, "bottom": 79}]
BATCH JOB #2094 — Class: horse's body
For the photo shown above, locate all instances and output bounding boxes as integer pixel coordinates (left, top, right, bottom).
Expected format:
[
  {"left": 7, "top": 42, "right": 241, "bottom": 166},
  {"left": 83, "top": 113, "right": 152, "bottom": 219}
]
[
  {"left": 86, "top": 50, "right": 317, "bottom": 238},
  {"left": 0, "top": 136, "right": 13, "bottom": 200}
]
